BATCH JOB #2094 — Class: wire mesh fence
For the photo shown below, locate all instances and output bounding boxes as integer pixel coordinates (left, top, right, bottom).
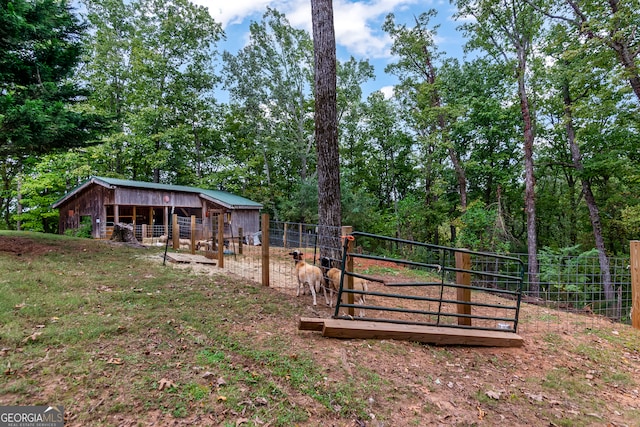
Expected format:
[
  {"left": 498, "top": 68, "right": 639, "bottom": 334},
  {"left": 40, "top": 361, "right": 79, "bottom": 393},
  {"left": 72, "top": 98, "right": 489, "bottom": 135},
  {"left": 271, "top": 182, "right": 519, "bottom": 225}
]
[{"left": 160, "top": 217, "right": 636, "bottom": 333}]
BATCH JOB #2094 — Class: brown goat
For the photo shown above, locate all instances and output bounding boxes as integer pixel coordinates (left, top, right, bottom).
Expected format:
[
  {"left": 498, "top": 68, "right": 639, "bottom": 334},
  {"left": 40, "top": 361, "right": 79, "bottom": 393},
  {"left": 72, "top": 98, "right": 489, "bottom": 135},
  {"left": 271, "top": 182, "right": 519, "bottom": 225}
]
[
  {"left": 289, "top": 250, "right": 329, "bottom": 306},
  {"left": 325, "top": 267, "right": 368, "bottom": 317}
]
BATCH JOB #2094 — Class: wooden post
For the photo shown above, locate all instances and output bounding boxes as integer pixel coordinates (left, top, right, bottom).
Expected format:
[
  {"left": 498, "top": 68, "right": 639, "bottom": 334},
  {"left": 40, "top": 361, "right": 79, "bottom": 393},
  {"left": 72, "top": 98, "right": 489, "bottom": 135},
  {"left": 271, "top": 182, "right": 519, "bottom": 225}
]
[
  {"left": 283, "top": 223, "right": 287, "bottom": 248},
  {"left": 298, "top": 223, "right": 303, "bottom": 249},
  {"left": 631, "top": 241, "right": 640, "bottom": 330},
  {"left": 172, "top": 214, "right": 179, "bottom": 250},
  {"left": 164, "top": 206, "right": 168, "bottom": 238},
  {"left": 456, "top": 251, "right": 472, "bottom": 326},
  {"left": 142, "top": 224, "right": 147, "bottom": 242},
  {"left": 343, "top": 226, "right": 355, "bottom": 316},
  {"left": 217, "top": 212, "right": 224, "bottom": 268},
  {"left": 190, "top": 215, "right": 196, "bottom": 255},
  {"left": 238, "top": 227, "right": 243, "bottom": 255},
  {"left": 262, "top": 214, "right": 270, "bottom": 286}
]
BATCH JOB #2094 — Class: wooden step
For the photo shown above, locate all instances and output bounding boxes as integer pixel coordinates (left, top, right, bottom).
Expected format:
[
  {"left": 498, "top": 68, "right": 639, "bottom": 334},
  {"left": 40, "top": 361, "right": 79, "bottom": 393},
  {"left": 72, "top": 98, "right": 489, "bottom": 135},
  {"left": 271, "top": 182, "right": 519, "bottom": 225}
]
[{"left": 298, "top": 317, "right": 523, "bottom": 347}]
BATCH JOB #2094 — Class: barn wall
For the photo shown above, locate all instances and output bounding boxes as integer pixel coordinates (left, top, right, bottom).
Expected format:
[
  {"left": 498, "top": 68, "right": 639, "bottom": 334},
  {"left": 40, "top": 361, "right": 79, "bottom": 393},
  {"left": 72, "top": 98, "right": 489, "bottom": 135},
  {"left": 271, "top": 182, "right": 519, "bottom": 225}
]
[
  {"left": 231, "top": 209, "right": 260, "bottom": 237},
  {"left": 58, "top": 185, "right": 112, "bottom": 238},
  {"left": 114, "top": 189, "right": 201, "bottom": 207},
  {"left": 57, "top": 183, "right": 261, "bottom": 240}
]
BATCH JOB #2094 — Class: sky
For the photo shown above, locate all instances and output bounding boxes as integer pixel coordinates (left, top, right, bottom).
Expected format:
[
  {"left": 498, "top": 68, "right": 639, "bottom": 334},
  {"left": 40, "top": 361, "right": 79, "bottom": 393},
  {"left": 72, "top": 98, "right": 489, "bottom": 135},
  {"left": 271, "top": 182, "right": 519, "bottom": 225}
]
[{"left": 192, "top": 0, "right": 469, "bottom": 99}]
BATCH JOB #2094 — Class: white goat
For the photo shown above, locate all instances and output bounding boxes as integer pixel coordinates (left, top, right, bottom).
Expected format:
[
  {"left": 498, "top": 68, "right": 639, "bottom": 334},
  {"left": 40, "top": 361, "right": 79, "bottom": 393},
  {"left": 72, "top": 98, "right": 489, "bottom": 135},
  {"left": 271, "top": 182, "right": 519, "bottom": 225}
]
[
  {"left": 325, "top": 267, "right": 368, "bottom": 317},
  {"left": 289, "top": 250, "right": 329, "bottom": 306}
]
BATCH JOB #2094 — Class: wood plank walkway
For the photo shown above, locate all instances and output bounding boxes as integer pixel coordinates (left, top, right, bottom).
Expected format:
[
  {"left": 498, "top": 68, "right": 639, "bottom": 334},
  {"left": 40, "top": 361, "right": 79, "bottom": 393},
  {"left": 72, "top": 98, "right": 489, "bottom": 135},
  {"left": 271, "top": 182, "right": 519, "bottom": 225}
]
[
  {"left": 298, "top": 317, "right": 524, "bottom": 347},
  {"left": 164, "top": 253, "right": 216, "bottom": 265}
]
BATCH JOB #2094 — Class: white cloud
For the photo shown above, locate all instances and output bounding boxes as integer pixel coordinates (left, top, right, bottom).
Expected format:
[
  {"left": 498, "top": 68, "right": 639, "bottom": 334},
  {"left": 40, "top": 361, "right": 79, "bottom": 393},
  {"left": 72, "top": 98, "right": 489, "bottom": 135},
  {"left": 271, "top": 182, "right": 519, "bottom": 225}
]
[
  {"left": 195, "top": 0, "right": 421, "bottom": 59},
  {"left": 380, "top": 85, "right": 395, "bottom": 99}
]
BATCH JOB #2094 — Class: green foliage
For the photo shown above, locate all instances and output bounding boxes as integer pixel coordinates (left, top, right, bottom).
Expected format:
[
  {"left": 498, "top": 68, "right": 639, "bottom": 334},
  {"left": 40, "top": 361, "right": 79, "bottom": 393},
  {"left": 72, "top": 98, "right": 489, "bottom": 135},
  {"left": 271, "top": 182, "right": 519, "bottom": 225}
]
[
  {"left": 538, "top": 245, "right": 601, "bottom": 303},
  {"left": 455, "top": 200, "right": 510, "bottom": 253},
  {"left": 0, "top": 0, "right": 106, "bottom": 160},
  {"left": 64, "top": 216, "right": 92, "bottom": 238},
  {"left": 14, "top": 152, "right": 93, "bottom": 233},
  {"left": 81, "top": 0, "right": 223, "bottom": 182},
  {"left": 620, "top": 205, "right": 640, "bottom": 239},
  {"left": 277, "top": 177, "right": 319, "bottom": 224}
]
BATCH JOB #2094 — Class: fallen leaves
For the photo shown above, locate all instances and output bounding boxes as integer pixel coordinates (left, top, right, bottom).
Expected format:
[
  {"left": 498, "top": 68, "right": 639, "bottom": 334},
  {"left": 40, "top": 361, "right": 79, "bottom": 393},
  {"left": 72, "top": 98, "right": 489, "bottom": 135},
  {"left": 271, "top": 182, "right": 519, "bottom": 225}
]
[
  {"left": 485, "top": 389, "right": 503, "bottom": 400},
  {"left": 158, "top": 378, "right": 176, "bottom": 391},
  {"left": 477, "top": 405, "right": 486, "bottom": 420},
  {"left": 4, "top": 361, "right": 15, "bottom": 376},
  {"left": 22, "top": 331, "right": 42, "bottom": 343}
]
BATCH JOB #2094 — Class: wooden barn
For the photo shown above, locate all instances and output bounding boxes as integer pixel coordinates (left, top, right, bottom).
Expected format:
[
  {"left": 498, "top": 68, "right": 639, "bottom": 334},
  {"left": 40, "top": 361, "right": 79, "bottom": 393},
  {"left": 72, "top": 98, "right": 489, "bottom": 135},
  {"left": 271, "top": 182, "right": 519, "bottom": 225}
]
[{"left": 52, "top": 176, "right": 263, "bottom": 241}]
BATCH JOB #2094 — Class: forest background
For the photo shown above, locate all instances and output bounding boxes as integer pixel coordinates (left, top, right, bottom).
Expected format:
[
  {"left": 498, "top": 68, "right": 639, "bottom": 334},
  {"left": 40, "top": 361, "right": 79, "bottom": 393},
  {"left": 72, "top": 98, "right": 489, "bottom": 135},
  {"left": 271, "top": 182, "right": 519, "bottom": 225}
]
[{"left": 1, "top": 0, "right": 639, "bottom": 281}]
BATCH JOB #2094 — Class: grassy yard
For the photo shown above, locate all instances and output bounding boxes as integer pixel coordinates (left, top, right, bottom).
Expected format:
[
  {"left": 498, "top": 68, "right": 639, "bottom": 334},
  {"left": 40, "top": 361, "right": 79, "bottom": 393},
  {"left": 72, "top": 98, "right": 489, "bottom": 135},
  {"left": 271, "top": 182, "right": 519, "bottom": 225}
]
[{"left": 1, "top": 231, "right": 639, "bottom": 426}]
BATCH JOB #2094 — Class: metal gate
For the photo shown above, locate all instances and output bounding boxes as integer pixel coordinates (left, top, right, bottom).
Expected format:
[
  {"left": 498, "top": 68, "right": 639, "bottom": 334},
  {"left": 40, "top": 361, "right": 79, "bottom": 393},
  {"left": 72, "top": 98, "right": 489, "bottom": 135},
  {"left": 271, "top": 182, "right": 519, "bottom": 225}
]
[{"left": 332, "top": 232, "right": 525, "bottom": 333}]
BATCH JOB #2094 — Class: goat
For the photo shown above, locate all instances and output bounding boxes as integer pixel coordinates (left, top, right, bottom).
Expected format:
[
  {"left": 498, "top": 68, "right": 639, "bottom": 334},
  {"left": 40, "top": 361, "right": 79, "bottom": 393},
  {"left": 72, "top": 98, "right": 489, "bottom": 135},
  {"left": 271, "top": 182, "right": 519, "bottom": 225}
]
[
  {"left": 325, "top": 267, "right": 368, "bottom": 317},
  {"left": 289, "top": 250, "right": 329, "bottom": 306},
  {"left": 158, "top": 234, "right": 191, "bottom": 250},
  {"left": 195, "top": 240, "right": 213, "bottom": 251}
]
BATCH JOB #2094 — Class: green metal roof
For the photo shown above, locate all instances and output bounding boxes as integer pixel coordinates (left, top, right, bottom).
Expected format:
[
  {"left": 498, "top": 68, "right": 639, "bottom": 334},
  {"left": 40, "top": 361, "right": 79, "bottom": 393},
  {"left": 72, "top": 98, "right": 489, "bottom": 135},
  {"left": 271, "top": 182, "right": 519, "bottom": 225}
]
[{"left": 53, "top": 176, "right": 262, "bottom": 209}]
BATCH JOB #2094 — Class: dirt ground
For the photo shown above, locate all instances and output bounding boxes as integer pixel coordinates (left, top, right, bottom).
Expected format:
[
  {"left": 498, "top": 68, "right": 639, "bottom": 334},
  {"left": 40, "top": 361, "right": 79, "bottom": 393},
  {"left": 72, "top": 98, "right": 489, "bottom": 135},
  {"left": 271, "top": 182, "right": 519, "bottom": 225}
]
[
  {"left": 161, "top": 246, "right": 640, "bottom": 426},
  {"left": 3, "top": 236, "right": 640, "bottom": 426}
]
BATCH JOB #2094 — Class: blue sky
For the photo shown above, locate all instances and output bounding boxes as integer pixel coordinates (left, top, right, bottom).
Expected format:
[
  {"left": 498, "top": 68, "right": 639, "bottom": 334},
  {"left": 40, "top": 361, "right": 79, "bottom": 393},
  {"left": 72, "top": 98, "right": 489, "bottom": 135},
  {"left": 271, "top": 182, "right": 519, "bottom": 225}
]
[{"left": 192, "top": 0, "right": 469, "bottom": 99}]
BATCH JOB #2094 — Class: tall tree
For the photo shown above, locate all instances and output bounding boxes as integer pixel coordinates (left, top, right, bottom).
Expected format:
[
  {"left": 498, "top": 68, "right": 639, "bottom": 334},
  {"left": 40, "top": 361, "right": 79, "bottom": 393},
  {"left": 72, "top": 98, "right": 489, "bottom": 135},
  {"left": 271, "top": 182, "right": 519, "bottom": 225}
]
[
  {"left": 311, "top": 0, "right": 341, "bottom": 261},
  {"left": 384, "top": 11, "right": 468, "bottom": 212},
  {"left": 539, "top": 23, "right": 618, "bottom": 312},
  {"left": 223, "top": 8, "right": 315, "bottom": 219},
  {"left": 0, "top": 0, "right": 105, "bottom": 228},
  {"left": 529, "top": 0, "right": 640, "bottom": 104},
  {"left": 455, "top": 0, "right": 543, "bottom": 294},
  {"left": 82, "top": 0, "right": 222, "bottom": 184}
]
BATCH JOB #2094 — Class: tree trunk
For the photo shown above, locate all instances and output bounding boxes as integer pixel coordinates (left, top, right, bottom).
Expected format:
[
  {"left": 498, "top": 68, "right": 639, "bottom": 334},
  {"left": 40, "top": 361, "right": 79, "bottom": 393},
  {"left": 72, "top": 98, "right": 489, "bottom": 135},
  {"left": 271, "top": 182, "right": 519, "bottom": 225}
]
[
  {"left": 111, "top": 222, "right": 140, "bottom": 244},
  {"left": 16, "top": 177, "right": 22, "bottom": 231},
  {"left": 517, "top": 54, "right": 539, "bottom": 295},
  {"left": 422, "top": 45, "right": 467, "bottom": 211},
  {"left": 311, "top": 0, "right": 342, "bottom": 262},
  {"left": 562, "top": 81, "right": 615, "bottom": 316}
]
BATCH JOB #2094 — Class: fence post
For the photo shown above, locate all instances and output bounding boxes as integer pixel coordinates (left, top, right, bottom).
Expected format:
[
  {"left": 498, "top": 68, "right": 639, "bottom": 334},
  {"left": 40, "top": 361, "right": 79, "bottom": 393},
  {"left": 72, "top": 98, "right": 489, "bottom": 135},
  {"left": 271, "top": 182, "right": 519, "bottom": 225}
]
[
  {"left": 342, "top": 226, "right": 355, "bottom": 317},
  {"left": 283, "top": 223, "right": 287, "bottom": 248},
  {"left": 164, "top": 206, "right": 168, "bottom": 238},
  {"left": 298, "top": 223, "right": 303, "bottom": 249},
  {"left": 217, "top": 212, "right": 224, "bottom": 268},
  {"left": 238, "top": 227, "right": 243, "bottom": 255},
  {"left": 631, "top": 241, "right": 640, "bottom": 330},
  {"left": 456, "top": 251, "right": 472, "bottom": 326},
  {"left": 262, "top": 214, "right": 270, "bottom": 286},
  {"left": 190, "top": 215, "right": 196, "bottom": 255},
  {"left": 172, "top": 214, "right": 179, "bottom": 250}
]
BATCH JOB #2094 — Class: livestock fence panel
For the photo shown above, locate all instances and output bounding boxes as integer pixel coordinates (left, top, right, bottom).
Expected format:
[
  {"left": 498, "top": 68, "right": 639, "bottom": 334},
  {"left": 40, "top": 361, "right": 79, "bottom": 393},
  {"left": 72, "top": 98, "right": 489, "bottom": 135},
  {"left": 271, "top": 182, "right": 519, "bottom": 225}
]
[
  {"left": 512, "top": 252, "right": 632, "bottom": 325},
  {"left": 160, "top": 215, "right": 638, "bottom": 332},
  {"left": 332, "top": 231, "right": 525, "bottom": 333}
]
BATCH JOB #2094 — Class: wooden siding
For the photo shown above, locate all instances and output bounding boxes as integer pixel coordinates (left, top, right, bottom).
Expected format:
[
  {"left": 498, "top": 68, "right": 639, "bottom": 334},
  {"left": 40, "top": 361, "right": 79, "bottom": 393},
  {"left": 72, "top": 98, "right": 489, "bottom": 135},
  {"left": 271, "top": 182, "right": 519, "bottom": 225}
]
[
  {"left": 114, "top": 188, "right": 202, "bottom": 208},
  {"left": 58, "top": 185, "right": 111, "bottom": 238},
  {"left": 56, "top": 182, "right": 261, "bottom": 239},
  {"left": 231, "top": 209, "right": 260, "bottom": 237}
]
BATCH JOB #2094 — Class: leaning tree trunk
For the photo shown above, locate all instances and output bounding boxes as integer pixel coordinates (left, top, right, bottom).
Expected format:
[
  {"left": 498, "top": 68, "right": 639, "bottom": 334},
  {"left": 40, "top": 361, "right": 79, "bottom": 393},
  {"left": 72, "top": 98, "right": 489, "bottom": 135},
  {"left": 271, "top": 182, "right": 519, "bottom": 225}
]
[
  {"left": 562, "top": 81, "right": 615, "bottom": 317},
  {"left": 311, "top": 0, "right": 342, "bottom": 263},
  {"left": 517, "top": 53, "right": 539, "bottom": 296}
]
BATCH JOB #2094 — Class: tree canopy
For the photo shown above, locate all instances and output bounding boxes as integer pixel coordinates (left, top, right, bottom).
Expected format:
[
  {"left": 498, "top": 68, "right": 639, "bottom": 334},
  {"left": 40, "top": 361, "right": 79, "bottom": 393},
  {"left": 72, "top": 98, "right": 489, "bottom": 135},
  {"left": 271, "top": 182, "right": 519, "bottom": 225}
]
[{"left": 2, "top": 0, "right": 639, "bottom": 265}]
